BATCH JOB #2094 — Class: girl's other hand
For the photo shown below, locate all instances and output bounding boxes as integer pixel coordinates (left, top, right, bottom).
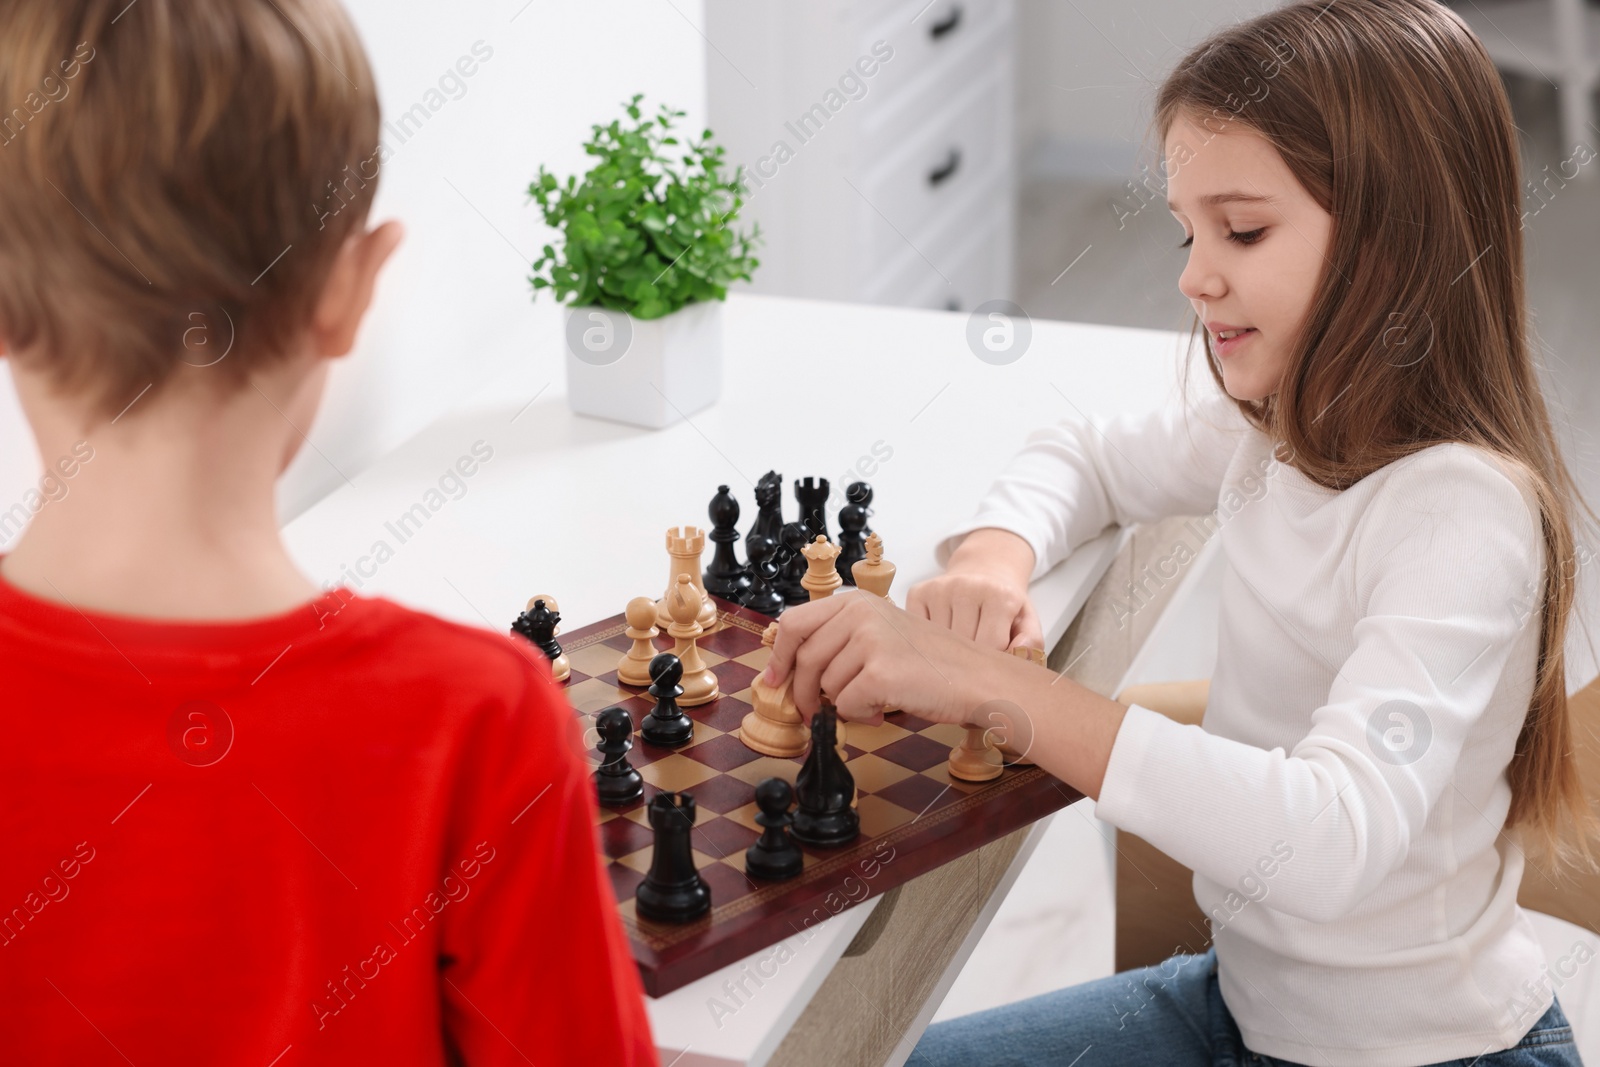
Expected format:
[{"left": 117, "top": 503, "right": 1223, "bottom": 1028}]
[
  {"left": 908, "top": 527, "right": 1043, "bottom": 651},
  {"left": 907, "top": 572, "right": 1043, "bottom": 653}
]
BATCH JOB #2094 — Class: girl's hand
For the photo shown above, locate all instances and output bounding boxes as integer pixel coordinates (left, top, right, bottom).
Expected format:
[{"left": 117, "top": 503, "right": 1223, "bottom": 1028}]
[
  {"left": 760, "top": 590, "right": 1005, "bottom": 726},
  {"left": 907, "top": 527, "right": 1043, "bottom": 651},
  {"left": 906, "top": 572, "right": 1043, "bottom": 653}
]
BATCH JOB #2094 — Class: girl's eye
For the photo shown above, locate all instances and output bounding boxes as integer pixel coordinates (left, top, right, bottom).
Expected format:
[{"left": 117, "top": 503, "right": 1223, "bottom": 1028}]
[{"left": 1178, "top": 228, "right": 1266, "bottom": 249}]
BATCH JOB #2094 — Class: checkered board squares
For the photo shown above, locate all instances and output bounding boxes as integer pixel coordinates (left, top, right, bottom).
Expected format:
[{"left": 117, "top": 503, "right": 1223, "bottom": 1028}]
[{"left": 557, "top": 596, "right": 1084, "bottom": 998}]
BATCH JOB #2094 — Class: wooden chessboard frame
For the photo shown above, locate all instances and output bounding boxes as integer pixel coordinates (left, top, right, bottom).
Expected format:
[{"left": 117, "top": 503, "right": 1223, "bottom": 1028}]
[{"left": 561, "top": 595, "right": 1084, "bottom": 997}]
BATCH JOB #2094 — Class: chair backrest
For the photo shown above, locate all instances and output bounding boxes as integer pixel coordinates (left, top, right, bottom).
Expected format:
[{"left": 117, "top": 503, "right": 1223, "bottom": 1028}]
[
  {"left": 1516, "top": 674, "right": 1600, "bottom": 937},
  {"left": 1113, "top": 676, "right": 1600, "bottom": 974}
]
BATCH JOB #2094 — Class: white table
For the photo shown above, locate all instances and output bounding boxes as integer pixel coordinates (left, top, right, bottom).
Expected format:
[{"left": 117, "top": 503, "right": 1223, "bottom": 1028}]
[{"left": 282, "top": 293, "right": 1193, "bottom": 1065}]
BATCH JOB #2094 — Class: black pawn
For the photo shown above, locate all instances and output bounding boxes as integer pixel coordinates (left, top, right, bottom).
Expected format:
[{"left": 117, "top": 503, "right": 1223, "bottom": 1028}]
[
  {"left": 635, "top": 791, "right": 711, "bottom": 923},
  {"left": 777, "top": 521, "right": 810, "bottom": 606},
  {"left": 791, "top": 705, "right": 859, "bottom": 847},
  {"left": 745, "top": 778, "right": 803, "bottom": 881},
  {"left": 641, "top": 653, "right": 693, "bottom": 747},
  {"left": 704, "top": 484, "right": 752, "bottom": 604},
  {"left": 752, "top": 470, "right": 784, "bottom": 544},
  {"left": 836, "top": 503, "right": 868, "bottom": 586},
  {"left": 846, "top": 481, "right": 874, "bottom": 536},
  {"left": 742, "top": 532, "right": 786, "bottom": 617},
  {"left": 794, "top": 477, "right": 831, "bottom": 544},
  {"left": 511, "top": 599, "right": 563, "bottom": 666},
  {"left": 594, "top": 706, "right": 644, "bottom": 807}
]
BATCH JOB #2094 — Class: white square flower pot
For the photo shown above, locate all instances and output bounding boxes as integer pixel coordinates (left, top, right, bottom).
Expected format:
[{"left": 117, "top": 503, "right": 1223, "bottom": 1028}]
[{"left": 563, "top": 302, "right": 723, "bottom": 430}]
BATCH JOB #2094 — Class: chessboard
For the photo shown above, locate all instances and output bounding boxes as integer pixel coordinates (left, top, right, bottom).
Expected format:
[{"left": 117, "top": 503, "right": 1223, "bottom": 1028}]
[{"left": 557, "top": 595, "right": 1085, "bottom": 998}]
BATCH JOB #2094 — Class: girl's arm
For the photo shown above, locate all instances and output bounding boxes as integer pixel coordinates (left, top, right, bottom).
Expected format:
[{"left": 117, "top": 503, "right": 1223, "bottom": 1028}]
[
  {"left": 762, "top": 590, "right": 1129, "bottom": 799},
  {"left": 769, "top": 446, "right": 1545, "bottom": 925},
  {"left": 934, "top": 388, "right": 1249, "bottom": 585}
]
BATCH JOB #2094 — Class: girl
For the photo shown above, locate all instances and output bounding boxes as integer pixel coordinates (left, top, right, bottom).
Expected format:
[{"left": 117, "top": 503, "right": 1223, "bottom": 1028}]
[{"left": 761, "top": 1, "right": 1598, "bottom": 1063}]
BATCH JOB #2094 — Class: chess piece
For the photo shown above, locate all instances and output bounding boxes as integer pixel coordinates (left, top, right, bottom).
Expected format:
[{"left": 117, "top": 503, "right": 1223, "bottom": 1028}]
[
  {"left": 526, "top": 594, "right": 562, "bottom": 634},
  {"left": 851, "top": 533, "right": 897, "bottom": 601},
  {"left": 948, "top": 722, "right": 1004, "bottom": 782},
  {"left": 777, "top": 521, "right": 811, "bottom": 605},
  {"left": 791, "top": 705, "right": 859, "bottom": 847},
  {"left": 850, "top": 532, "right": 900, "bottom": 714},
  {"left": 845, "top": 481, "right": 874, "bottom": 537},
  {"left": 752, "top": 470, "right": 784, "bottom": 544},
  {"left": 800, "top": 535, "right": 842, "bottom": 601},
  {"left": 742, "top": 533, "right": 786, "bottom": 617},
  {"left": 704, "top": 485, "right": 752, "bottom": 604},
  {"left": 641, "top": 652, "right": 693, "bottom": 747},
  {"left": 594, "top": 706, "right": 645, "bottom": 806},
  {"left": 739, "top": 623, "right": 810, "bottom": 757},
  {"left": 656, "top": 526, "right": 719, "bottom": 632},
  {"left": 617, "top": 596, "right": 660, "bottom": 687},
  {"left": 794, "top": 477, "right": 830, "bottom": 544},
  {"left": 511, "top": 599, "right": 569, "bottom": 682},
  {"left": 635, "top": 791, "right": 712, "bottom": 923},
  {"left": 745, "top": 778, "right": 803, "bottom": 881},
  {"left": 666, "top": 575, "right": 720, "bottom": 707},
  {"left": 836, "top": 501, "right": 868, "bottom": 585}
]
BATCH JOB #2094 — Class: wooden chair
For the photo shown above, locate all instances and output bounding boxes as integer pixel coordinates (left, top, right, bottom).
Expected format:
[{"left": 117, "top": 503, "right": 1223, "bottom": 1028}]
[{"left": 1111, "top": 677, "right": 1600, "bottom": 973}]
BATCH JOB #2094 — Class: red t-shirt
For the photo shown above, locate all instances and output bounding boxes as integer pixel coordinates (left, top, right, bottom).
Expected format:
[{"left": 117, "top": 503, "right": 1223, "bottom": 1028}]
[{"left": 0, "top": 572, "right": 657, "bottom": 1066}]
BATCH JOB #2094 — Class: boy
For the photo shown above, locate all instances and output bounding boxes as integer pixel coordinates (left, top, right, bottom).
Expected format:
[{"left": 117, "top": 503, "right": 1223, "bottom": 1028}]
[{"left": 0, "top": 1, "right": 657, "bottom": 1063}]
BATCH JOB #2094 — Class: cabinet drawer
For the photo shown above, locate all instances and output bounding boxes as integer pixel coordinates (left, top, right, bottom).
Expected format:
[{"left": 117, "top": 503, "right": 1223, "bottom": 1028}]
[
  {"left": 860, "top": 0, "right": 1011, "bottom": 110},
  {"left": 899, "top": 218, "right": 1005, "bottom": 312},
  {"left": 865, "top": 170, "right": 1009, "bottom": 310},
  {"left": 857, "top": 71, "right": 1008, "bottom": 268}
]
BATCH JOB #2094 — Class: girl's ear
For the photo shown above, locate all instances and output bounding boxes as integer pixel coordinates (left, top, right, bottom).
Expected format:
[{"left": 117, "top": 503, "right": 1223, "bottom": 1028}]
[{"left": 310, "top": 220, "right": 405, "bottom": 359}]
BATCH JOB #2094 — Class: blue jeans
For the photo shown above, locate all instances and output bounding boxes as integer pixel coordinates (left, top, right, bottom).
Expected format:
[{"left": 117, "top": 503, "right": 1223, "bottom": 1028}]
[{"left": 909, "top": 948, "right": 1584, "bottom": 1066}]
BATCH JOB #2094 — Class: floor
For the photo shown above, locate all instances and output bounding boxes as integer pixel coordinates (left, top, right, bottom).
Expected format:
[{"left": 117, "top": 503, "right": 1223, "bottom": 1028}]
[{"left": 929, "top": 73, "right": 1600, "bottom": 1029}]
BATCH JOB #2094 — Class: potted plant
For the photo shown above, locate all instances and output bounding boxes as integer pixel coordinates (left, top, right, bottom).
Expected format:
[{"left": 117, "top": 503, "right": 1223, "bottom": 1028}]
[{"left": 528, "top": 94, "right": 760, "bottom": 429}]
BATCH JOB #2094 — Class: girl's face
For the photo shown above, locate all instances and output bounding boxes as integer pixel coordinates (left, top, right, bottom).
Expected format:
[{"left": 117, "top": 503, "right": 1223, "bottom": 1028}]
[{"left": 1165, "top": 116, "right": 1333, "bottom": 401}]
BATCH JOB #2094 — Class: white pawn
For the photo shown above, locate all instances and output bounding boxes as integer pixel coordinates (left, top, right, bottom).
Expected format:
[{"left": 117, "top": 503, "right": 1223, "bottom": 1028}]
[
  {"left": 667, "top": 575, "right": 720, "bottom": 707},
  {"left": 948, "top": 723, "right": 1003, "bottom": 782},
  {"left": 617, "top": 596, "right": 659, "bottom": 687}
]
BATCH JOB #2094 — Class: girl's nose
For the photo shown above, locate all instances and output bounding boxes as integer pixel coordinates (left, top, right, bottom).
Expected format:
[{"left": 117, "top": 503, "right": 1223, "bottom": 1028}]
[{"left": 1178, "top": 246, "right": 1225, "bottom": 304}]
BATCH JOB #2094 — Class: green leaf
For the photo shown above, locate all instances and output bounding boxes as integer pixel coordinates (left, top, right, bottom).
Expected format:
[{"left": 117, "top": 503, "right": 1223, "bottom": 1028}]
[{"left": 525, "top": 93, "right": 762, "bottom": 317}]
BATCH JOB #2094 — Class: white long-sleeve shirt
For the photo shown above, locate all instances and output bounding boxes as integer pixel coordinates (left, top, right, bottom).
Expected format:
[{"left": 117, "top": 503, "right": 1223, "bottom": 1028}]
[{"left": 938, "top": 389, "right": 1557, "bottom": 1066}]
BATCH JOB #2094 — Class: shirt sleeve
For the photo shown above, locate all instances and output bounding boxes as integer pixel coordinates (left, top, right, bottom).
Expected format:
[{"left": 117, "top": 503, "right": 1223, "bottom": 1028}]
[
  {"left": 1093, "top": 446, "right": 1544, "bottom": 924},
  {"left": 936, "top": 389, "right": 1252, "bottom": 581},
  {"left": 438, "top": 656, "right": 659, "bottom": 1067}
]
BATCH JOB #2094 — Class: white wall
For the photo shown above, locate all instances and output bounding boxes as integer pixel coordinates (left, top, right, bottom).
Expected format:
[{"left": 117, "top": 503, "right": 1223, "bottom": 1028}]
[
  {"left": 0, "top": 0, "right": 707, "bottom": 532},
  {"left": 1015, "top": 0, "right": 1279, "bottom": 180}
]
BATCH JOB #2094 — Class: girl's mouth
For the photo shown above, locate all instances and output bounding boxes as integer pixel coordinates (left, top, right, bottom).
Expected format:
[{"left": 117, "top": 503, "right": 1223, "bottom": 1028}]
[{"left": 1215, "top": 327, "right": 1257, "bottom": 356}]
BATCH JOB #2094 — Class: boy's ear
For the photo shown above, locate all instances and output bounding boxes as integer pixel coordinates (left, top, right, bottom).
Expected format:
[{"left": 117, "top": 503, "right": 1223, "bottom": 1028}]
[{"left": 311, "top": 220, "right": 405, "bottom": 358}]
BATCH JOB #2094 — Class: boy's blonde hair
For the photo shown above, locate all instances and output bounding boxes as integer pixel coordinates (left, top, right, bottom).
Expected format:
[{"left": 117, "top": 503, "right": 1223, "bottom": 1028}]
[{"left": 0, "top": 0, "right": 381, "bottom": 417}]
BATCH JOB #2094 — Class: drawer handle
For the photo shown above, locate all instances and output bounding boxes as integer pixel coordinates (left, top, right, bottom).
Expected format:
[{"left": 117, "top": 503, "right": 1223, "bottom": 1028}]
[
  {"left": 928, "top": 148, "right": 962, "bottom": 187},
  {"left": 929, "top": 6, "right": 963, "bottom": 40}
]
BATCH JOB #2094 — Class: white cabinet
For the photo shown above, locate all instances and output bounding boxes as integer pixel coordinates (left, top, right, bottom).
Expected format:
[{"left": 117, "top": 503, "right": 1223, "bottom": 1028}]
[{"left": 706, "top": 0, "right": 1016, "bottom": 311}]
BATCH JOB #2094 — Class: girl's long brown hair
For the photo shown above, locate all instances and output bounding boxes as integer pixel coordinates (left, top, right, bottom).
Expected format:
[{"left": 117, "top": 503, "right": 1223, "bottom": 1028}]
[{"left": 1154, "top": 0, "right": 1598, "bottom": 868}]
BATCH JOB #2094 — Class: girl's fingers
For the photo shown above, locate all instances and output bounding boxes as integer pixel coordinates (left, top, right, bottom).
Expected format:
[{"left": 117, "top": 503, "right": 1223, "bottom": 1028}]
[
  {"left": 905, "top": 582, "right": 932, "bottom": 620},
  {"left": 974, "top": 599, "right": 1012, "bottom": 651},
  {"left": 833, "top": 672, "right": 889, "bottom": 724},
  {"left": 1011, "top": 598, "right": 1045, "bottom": 652},
  {"left": 950, "top": 597, "right": 981, "bottom": 643},
  {"left": 817, "top": 641, "right": 870, "bottom": 717},
  {"left": 922, "top": 586, "right": 953, "bottom": 632},
  {"left": 787, "top": 602, "right": 866, "bottom": 717},
  {"left": 763, "top": 593, "right": 855, "bottom": 686}
]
